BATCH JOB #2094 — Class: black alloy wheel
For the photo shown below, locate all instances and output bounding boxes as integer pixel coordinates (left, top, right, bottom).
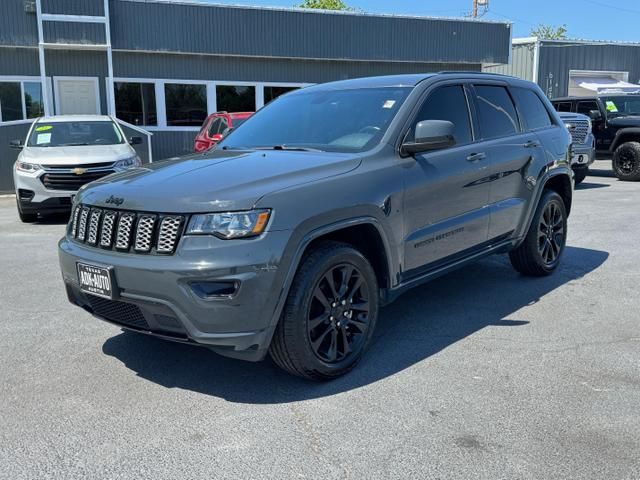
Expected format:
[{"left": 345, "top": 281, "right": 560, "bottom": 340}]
[
  {"left": 307, "top": 263, "right": 370, "bottom": 363},
  {"left": 538, "top": 201, "right": 564, "bottom": 266}
]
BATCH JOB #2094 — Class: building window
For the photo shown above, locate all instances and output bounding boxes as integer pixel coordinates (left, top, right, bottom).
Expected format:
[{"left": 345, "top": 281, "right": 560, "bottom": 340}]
[
  {"left": 165, "top": 83, "right": 207, "bottom": 127},
  {"left": 217, "top": 85, "right": 255, "bottom": 112},
  {"left": 114, "top": 82, "right": 157, "bottom": 126},
  {"left": 0, "top": 81, "right": 43, "bottom": 123},
  {"left": 264, "top": 86, "right": 299, "bottom": 104}
]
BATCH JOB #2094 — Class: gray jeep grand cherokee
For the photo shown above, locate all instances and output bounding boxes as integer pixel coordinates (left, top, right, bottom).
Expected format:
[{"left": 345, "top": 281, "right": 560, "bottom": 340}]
[{"left": 59, "top": 73, "right": 573, "bottom": 380}]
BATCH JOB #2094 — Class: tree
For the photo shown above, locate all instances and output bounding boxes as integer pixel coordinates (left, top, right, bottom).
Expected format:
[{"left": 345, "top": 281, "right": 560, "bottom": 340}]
[
  {"left": 296, "top": 0, "right": 353, "bottom": 10},
  {"left": 530, "top": 24, "right": 568, "bottom": 40}
]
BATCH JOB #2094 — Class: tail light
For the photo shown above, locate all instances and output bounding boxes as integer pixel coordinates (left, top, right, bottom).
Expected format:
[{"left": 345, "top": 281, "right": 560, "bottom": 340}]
[{"left": 194, "top": 140, "right": 211, "bottom": 152}]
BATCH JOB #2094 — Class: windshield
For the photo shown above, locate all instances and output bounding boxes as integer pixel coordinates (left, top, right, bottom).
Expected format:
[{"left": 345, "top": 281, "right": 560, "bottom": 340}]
[
  {"left": 218, "top": 87, "right": 412, "bottom": 153},
  {"left": 601, "top": 96, "right": 640, "bottom": 117},
  {"left": 27, "top": 121, "right": 124, "bottom": 147}
]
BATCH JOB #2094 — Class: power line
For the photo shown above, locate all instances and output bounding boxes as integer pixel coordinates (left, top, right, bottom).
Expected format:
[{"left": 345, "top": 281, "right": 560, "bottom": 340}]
[{"left": 580, "top": 0, "right": 640, "bottom": 14}]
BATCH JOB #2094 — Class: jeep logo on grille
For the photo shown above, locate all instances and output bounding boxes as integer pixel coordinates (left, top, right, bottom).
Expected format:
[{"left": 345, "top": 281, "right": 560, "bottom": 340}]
[{"left": 105, "top": 195, "right": 124, "bottom": 206}]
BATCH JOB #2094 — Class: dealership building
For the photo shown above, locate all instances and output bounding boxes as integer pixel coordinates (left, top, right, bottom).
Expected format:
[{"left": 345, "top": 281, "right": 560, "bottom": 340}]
[
  {"left": 0, "top": 0, "right": 511, "bottom": 192},
  {"left": 485, "top": 37, "right": 640, "bottom": 98}
]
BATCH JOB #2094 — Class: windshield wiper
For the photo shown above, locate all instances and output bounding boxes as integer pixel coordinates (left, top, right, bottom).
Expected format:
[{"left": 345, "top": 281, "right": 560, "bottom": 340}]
[
  {"left": 59, "top": 142, "right": 90, "bottom": 146},
  {"left": 253, "top": 145, "right": 324, "bottom": 152}
]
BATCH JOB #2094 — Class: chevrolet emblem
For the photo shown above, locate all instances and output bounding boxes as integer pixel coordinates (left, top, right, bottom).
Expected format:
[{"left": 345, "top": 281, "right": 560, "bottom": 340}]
[{"left": 72, "top": 167, "right": 87, "bottom": 176}]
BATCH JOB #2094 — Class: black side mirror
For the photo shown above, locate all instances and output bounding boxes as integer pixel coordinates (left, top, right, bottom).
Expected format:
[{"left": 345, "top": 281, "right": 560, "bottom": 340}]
[
  {"left": 588, "top": 110, "right": 603, "bottom": 121},
  {"left": 402, "top": 120, "right": 456, "bottom": 155},
  {"left": 129, "top": 136, "right": 143, "bottom": 145},
  {"left": 9, "top": 139, "right": 24, "bottom": 150}
]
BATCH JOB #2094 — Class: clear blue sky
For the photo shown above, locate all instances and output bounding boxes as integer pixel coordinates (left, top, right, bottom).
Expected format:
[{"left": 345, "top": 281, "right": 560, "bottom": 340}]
[{"left": 200, "top": 0, "right": 640, "bottom": 42}]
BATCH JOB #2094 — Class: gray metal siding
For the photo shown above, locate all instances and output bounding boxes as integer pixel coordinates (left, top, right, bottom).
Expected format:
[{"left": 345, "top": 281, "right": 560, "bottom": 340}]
[
  {"left": 45, "top": 50, "right": 108, "bottom": 113},
  {"left": 43, "top": 21, "right": 106, "bottom": 45},
  {"left": 113, "top": 51, "right": 479, "bottom": 84},
  {"left": 483, "top": 43, "right": 535, "bottom": 81},
  {"left": 151, "top": 131, "right": 198, "bottom": 161},
  {"left": 538, "top": 42, "right": 640, "bottom": 98},
  {"left": 110, "top": 0, "right": 510, "bottom": 64},
  {"left": 0, "top": 122, "right": 33, "bottom": 193},
  {"left": 0, "top": 0, "right": 38, "bottom": 46},
  {"left": 0, "top": 47, "right": 40, "bottom": 76},
  {"left": 41, "top": 0, "right": 105, "bottom": 16}
]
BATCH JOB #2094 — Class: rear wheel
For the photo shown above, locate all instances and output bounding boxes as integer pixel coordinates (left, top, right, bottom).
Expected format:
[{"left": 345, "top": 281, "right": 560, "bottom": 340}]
[
  {"left": 612, "top": 142, "right": 640, "bottom": 181},
  {"left": 269, "top": 241, "right": 379, "bottom": 380},
  {"left": 509, "top": 190, "right": 567, "bottom": 276}
]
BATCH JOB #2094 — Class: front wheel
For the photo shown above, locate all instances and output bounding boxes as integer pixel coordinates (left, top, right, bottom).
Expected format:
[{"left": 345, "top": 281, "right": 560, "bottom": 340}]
[
  {"left": 509, "top": 190, "right": 567, "bottom": 276},
  {"left": 573, "top": 168, "right": 587, "bottom": 185},
  {"left": 16, "top": 199, "right": 37, "bottom": 223},
  {"left": 269, "top": 241, "right": 379, "bottom": 380},
  {"left": 612, "top": 142, "right": 640, "bottom": 181}
]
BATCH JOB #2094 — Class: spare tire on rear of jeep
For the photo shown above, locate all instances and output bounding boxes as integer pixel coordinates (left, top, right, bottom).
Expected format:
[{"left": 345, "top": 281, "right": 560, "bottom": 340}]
[{"left": 612, "top": 142, "right": 640, "bottom": 181}]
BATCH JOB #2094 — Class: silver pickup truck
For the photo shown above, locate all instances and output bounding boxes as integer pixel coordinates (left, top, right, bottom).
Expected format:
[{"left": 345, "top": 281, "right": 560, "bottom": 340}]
[{"left": 558, "top": 112, "right": 596, "bottom": 185}]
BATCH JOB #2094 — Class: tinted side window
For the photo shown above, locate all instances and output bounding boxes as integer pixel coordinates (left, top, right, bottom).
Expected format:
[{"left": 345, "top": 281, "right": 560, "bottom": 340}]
[
  {"left": 512, "top": 87, "right": 553, "bottom": 131},
  {"left": 553, "top": 102, "right": 573, "bottom": 112},
  {"left": 207, "top": 118, "right": 223, "bottom": 136},
  {"left": 474, "top": 85, "right": 519, "bottom": 140},
  {"left": 577, "top": 101, "right": 599, "bottom": 116},
  {"left": 410, "top": 85, "right": 472, "bottom": 145}
]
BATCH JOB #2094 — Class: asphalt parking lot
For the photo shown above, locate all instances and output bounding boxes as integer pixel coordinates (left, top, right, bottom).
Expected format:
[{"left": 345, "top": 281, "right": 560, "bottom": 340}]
[{"left": 1, "top": 161, "right": 639, "bottom": 479}]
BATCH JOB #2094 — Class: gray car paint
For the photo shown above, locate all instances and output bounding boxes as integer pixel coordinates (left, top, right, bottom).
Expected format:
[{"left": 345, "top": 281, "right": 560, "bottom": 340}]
[{"left": 59, "top": 73, "right": 572, "bottom": 362}]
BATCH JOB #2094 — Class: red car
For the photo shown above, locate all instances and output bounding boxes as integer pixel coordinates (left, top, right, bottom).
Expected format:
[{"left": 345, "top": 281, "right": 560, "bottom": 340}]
[{"left": 194, "top": 111, "right": 253, "bottom": 152}]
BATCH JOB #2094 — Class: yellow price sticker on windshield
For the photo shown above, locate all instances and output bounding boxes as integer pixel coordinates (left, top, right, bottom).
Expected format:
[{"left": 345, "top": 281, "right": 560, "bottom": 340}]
[
  {"left": 35, "top": 125, "right": 53, "bottom": 131},
  {"left": 605, "top": 101, "right": 618, "bottom": 113}
]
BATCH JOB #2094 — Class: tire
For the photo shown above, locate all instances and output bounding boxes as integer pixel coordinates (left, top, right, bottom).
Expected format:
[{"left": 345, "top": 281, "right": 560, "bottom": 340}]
[
  {"left": 573, "top": 168, "right": 587, "bottom": 185},
  {"left": 509, "top": 190, "right": 567, "bottom": 277},
  {"left": 269, "top": 241, "right": 379, "bottom": 380},
  {"left": 16, "top": 200, "right": 37, "bottom": 223},
  {"left": 612, "top": 142, "right": 640, "bottom": 181}
]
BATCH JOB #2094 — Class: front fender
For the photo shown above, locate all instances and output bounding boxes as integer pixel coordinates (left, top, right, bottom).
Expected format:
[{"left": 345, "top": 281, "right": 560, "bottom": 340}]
[
  {"left": 267, "top": 213, "right": 396, "bottom": 330},
  {"left": 610, "top": 127, "right": 640, "bottom": 152}
]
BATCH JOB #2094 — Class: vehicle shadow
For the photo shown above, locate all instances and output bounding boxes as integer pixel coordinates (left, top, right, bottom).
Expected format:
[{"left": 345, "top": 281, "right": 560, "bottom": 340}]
[
  {"left": 576, "top": 181, "right": 610, "bottom": 190},
  {"left": 102, "top": 246, "right": 608, "bottom": 403}
]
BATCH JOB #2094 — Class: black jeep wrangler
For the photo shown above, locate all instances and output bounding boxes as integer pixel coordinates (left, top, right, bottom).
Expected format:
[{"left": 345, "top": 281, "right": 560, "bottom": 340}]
[{"left": 552, "top": 94, "right": 640, "bottom": 181}]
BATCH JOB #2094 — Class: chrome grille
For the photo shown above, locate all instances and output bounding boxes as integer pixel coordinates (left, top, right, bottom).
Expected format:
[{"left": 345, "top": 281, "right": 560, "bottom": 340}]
[
  {"left": 70, "top": 205, "right": 184, "bottom": 255},
  {"left": 134, "top": 215, "right": 156, "bottom": 252},
  {"left": 77, "top": 207, "right": 90, "bottom": 241},
  {"left": 70, "top": 205, "right": 81, "bottom": 237},
  {"left": 115, "top": 213, "right": 136, "bottom": 250},
  {"left": 87, "top": 209, "right": 101, "bottom": 245},
  {"left": 567, "top": 118, "right": 590, "bottom": 145},
  {"left": 157, "top": 216, "right": 182, "bottom": 254},
  {"left": 100, "top": 211, "right": 117, "bottom": 248}
]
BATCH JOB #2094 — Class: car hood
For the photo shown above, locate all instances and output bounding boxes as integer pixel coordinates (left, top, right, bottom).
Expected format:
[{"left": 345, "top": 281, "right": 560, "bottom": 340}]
[
  {"left": 77, "top": 149, "right": 362, "bottom": 212},
  {"left": 607, "top": 115, "right": 640, "bottom": 128},
  {"left": 20, "top": 144, "right": 135, "bottom": 165}
]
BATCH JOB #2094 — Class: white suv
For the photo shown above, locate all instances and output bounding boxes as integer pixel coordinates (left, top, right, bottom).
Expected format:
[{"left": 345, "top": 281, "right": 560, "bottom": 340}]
[{"left": 12, "top": 115, "right": 142, "bottom": 222}]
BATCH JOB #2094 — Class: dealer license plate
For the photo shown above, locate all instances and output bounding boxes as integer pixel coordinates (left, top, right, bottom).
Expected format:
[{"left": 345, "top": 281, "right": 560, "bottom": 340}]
[{"left": 77, "top": 263, "right": 114, "bottom": 299}]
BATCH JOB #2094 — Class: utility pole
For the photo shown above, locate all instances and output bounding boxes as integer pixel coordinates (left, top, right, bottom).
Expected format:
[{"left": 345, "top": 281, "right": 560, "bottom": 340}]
[{"left": 472, "top": 0, "right": 478, "bottom": 18}]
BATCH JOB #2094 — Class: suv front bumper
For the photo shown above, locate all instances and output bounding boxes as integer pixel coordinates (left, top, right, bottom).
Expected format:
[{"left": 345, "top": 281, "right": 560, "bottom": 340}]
[
  {"left": 58, "top": 230, "right": 292, "bottom": 361},
  {"left": 14, "top": 168, "right": 75, "bottom": 215},
  {"left": 570, "top": 135, "right": 596, "bottom": 172}
]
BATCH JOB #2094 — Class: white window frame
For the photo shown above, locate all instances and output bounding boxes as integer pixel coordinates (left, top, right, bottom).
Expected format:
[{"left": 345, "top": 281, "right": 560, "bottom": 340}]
[
  {"left": 53, "top": 76, "right": 101, "bottom": 115},
  {"left": 112, "top": 77, "right": 312, "bottom": 132},
  {"left": 0, "top": 76, "right": 46, "bottom": 125}
]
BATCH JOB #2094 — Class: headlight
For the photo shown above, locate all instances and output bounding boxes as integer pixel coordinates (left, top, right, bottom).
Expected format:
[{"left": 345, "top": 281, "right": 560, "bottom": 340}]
[
  {"left": 186, "top": 209, "right": 271, "bottom": 239},
  {"left": 113, "top": 156, "right": 141, "bottom": 171},
  {"left": 16, "top": 161, "right": 42, "bottom": 173}
]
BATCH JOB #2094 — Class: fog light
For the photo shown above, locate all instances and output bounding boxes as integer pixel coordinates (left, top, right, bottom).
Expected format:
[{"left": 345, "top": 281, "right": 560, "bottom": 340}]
[{"left": 190, "top": 281, "right": 239, "bottom": 299}]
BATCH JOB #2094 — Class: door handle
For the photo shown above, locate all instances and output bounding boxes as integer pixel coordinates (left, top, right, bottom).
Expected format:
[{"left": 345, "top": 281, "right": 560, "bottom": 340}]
[
  {"left": 466, "top": 152, "right": 486, "bottom": 162},
  {"left": 524, "top": 140, "right": 540, "bottom": 148}
]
